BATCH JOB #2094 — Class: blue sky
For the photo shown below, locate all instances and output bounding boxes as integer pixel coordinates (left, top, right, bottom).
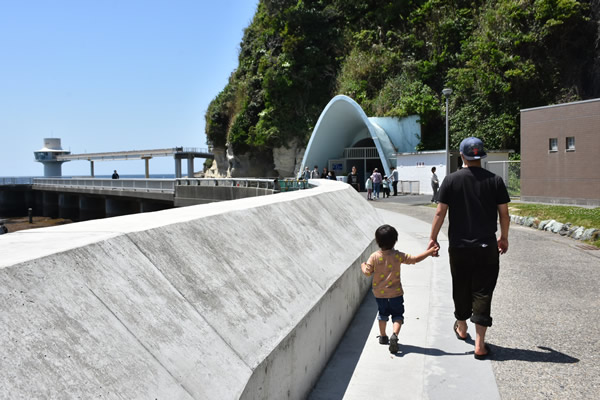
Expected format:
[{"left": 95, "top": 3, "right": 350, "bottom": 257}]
[{"left": 0, "top": 0, "right": 259, "bottom": 177}]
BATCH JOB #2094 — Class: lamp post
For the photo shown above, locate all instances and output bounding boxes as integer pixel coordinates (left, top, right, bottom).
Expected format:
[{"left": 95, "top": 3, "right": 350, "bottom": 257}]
[{"left": 442, "top": 88, "right": 453, "bottom": 176}]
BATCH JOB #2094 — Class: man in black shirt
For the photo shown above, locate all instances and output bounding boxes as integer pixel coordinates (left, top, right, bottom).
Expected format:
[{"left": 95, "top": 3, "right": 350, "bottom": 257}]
[{"left": 429, "top": 137, "right": 510, "bottom": 360}]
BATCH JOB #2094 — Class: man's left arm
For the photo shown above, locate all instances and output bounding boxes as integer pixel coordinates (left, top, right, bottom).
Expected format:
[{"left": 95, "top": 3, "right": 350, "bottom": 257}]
[{"left": 497, "top": 203, "right": 509, "bottom": 254}]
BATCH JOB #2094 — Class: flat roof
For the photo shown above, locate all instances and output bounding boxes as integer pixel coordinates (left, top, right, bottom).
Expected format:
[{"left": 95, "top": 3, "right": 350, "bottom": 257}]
[
  {"left": 521, "top": 97, "right": 600, "bottom": 112},
  {"left": 57, "top": 147, "right": 212, "bottom": 161}
]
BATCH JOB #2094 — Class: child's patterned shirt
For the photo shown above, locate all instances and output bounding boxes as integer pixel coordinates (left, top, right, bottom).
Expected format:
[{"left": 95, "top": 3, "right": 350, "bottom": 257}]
[{"left": 362, "top": 248, "right": 419, "bottom": 298}]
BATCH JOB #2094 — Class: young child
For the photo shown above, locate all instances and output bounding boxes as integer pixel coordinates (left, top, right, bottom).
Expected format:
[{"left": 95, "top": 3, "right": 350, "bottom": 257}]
[
  {"left": 382, "top": 175, "right": 390, "bottom": 198},
  {"left": 365, "top": 176, "right": 373, "bottom": 200},
  {"left": 361, "top": 224, "right": 439, "bottom": 353}
]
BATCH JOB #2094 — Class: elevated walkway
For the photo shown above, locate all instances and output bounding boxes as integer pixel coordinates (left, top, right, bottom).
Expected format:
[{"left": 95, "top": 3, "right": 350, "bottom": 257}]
[{"left": 57, "top": 147, "right": 213, "bottom": 178}]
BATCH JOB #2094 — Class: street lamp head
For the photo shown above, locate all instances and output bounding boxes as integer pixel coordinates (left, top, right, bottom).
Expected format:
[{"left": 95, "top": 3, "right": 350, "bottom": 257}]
[{"left": 442, "top": 88, "right": 453, "bottom": 97}]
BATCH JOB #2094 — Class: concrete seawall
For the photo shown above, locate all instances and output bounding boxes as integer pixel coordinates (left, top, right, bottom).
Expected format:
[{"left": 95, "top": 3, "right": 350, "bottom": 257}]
[{"left": 0, "top": 180, "right": 382, "bottom": 399}]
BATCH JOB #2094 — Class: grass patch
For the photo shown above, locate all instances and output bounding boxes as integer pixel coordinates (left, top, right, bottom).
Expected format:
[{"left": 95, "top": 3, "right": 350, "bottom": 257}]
[{"left": 509, "top": 203, "right": 600, "bottom": 228}]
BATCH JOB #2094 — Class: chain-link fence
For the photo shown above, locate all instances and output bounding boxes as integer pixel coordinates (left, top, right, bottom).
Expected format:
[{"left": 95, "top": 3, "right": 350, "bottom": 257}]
[{"left": 486, "top": 161, "right": 521, "bottom": 198}]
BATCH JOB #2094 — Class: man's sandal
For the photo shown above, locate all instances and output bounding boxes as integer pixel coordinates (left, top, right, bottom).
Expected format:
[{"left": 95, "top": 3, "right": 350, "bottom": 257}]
[
  {"left": 474, "top": 344, "right": 493, "bottom": 360},
  {"left": 453, "top": 320, "right": 468, "bottom": 341}
]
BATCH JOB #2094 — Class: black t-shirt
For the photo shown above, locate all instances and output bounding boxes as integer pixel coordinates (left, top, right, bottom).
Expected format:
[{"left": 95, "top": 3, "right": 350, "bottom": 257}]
[
  {"left": 438, "top": 167, "right": 510, "bottom": 248},
  {"left": 348, "top": 172, "right": 359, "bottom": 185}
]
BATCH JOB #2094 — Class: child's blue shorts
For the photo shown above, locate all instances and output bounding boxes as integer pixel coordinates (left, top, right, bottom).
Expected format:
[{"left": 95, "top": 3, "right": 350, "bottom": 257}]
[{"left": 375, "top": 296, "right": 405, "bottom": 323}]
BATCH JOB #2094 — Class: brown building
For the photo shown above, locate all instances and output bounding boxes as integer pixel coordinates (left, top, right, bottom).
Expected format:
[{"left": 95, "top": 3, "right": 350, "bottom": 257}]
[{"left": 520, "top": 98, "right": 600, "bottom": 206}]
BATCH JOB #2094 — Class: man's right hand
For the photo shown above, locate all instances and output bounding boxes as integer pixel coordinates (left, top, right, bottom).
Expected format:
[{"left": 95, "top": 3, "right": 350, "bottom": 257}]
[
  {"left": 498, "top": 237, "right": 509, "bottom": 254},
  {"left": 427, "top": 239, "right": 440, "bottom": 257}
]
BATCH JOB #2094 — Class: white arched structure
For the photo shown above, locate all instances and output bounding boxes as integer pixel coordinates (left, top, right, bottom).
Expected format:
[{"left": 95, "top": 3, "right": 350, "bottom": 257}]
[{"left": 300, "top": 95, "right": 420, "bottom": 179}]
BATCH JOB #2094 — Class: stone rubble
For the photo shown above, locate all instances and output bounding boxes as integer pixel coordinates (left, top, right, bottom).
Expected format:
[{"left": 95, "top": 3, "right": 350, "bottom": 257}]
[{"left": 509, "top": 214, "right": 598, "bottom": 244}]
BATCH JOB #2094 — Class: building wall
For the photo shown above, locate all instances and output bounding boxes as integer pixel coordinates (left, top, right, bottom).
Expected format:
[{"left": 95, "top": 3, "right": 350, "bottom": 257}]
[
  {"left": 396, "top": 151, "right": 512, "bottom": 195},
  {"left": 396, "top": 152, "right": 446, "bottom": 195},
  {"left": 521, "top": 99, "right": 600, "bottom": 206}
]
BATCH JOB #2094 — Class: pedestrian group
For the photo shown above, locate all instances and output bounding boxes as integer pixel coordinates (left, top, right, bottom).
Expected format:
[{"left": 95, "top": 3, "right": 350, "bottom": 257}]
[{"left": 361, "top": 137, "right": 510, "bottom": 360}]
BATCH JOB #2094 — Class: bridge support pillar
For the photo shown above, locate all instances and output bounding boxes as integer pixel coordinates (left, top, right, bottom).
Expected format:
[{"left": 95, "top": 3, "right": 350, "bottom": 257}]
[
  {"left": 187, "top": 156, "right": 194, "bottom": 178},
  {"left": 142, "top": 156, "right": 152, "bottom": 178},
  {"left": 174, "top": 157, "right": 182, "bottom": 178},
  {"left": 106, "top": 198, "right": 139, "bottom": 218},
  {"left": 42, "top": 192, "right": 59, "bottom": 218},
  {"left": 59, "top": 193, "right": 80, "bottom": 221},
  {"left": 79, "top": 196, "right": 105, "bottom": 221},
  {"left": 90, "top": 160, "right": 94, "bottom": 177}
]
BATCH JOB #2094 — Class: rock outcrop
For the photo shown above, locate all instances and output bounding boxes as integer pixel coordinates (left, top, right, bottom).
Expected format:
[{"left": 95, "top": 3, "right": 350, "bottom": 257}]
[
  {"left": 272, "top": 138, "right": 305, "bottom": 178},
  {"left": 204, "top": 142, "right": 305, "bottom": 178}
]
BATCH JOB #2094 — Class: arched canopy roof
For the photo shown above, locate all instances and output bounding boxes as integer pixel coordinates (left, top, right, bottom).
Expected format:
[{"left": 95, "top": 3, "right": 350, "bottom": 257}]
[{"left": 300, "top": 95, "right": 397, "bottom": 177}]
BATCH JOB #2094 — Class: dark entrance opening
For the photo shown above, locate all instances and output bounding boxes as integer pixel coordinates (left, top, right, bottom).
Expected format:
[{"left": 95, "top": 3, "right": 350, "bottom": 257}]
[{"left": 348, "top": 138, "right": 384, "bottom": 191}]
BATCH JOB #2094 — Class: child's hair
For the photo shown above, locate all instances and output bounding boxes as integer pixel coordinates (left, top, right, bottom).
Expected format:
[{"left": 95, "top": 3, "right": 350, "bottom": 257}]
[{"left": 375, "top": 224, "right": 398, "bottom": 250}]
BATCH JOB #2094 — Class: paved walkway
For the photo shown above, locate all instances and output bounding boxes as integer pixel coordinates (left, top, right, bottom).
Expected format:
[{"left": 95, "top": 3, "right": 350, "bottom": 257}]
[
  {"left": 311, "top": 193, "right": 599, "bottom": 399},
  {"left": 309, "top": 206, "right": 500, "bottom": 400}
]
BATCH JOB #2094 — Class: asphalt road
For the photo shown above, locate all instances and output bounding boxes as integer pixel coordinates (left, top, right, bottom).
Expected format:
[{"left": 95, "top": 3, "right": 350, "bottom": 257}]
[{"left": 371, "top": 196, "right": 600, "bottom": 399}]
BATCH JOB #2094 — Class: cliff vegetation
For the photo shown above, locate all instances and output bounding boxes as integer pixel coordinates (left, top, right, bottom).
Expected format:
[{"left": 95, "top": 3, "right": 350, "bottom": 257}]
[{"left": 205, "top": 0, "right": 600, "bottom": 175}]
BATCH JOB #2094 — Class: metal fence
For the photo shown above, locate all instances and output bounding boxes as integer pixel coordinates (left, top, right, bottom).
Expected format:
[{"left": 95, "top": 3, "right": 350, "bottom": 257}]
[
  {"left": 0, "top": 177, "right": 35, "bottom": 185},
  {"left": 31, "top": 177, "right": 312, "bottom": 195},
  {"left": 486, "top": 161, "right": 521, "bottom": 197},
  {"left": 176, "top": 178, "right": 311, "bottom": 192},
  {"left": 343, "top": 147, "right": 381, "bottom": 159},
  {"left": 176, "top": 178, "right": 275, "bottom": 189},
  {"left": 33, "top": 178, "right": 176, "bottom": 193},
  {"left": 399, "top": 180, "right": 420, "bottom": 195}
]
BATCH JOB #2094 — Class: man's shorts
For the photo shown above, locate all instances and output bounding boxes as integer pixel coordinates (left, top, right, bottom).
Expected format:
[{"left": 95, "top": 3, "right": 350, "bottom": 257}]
[{"left": 375, "top": 295, "right": 405, "bottom": 323}]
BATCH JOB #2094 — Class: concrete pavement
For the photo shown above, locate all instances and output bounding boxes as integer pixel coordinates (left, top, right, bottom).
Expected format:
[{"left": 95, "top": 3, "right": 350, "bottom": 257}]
[
  {"left": 310, "top": 207, "right": 500, "bottom": 400},
  {"left": 314, "top": 193, "right": 598, "bottom": 400}
]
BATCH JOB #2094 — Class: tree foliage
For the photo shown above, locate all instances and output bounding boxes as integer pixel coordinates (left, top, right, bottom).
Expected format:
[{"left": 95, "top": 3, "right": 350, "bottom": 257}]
[{"left": 206, "top": 0, "right": 599, "bottom": 154}]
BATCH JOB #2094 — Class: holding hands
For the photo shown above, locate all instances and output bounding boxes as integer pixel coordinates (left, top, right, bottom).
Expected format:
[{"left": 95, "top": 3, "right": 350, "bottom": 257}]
[{"left": 427, "top": 239, "right": 440, "bottom": 257}]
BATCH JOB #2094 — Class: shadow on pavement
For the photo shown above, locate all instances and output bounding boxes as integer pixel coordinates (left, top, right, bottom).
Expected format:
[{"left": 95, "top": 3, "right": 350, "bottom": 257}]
[
  {"left": 308, "top": 292, "right": 377, "bottom": 400},
  {"left": 487, "top": 344, "right": 580, "bottom": 363},
  {"left": 394, "top": 344, "right": 469, "bottom": 357}
]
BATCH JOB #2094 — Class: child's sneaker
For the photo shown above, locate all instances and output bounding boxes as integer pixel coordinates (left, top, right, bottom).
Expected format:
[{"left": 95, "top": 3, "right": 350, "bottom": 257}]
[
  {"left": 377, "top": 335, "right": 389, "bottom": 345},
  {"left": 389, "top": 333, "right": 399, "bottom": 353}
]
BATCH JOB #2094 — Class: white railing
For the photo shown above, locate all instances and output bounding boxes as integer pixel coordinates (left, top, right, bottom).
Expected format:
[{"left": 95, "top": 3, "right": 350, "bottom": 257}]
[
  {"left": 399, "top": 180, "right": 420, "bottom": 195},
  {"left": 343, "top": 147, "right": 380, "bottom": 159},
  {"left": 176, "top": 178, "right": 277, "bottom": 190},
  {"left": 31, "top": 178, "right": 310, "bottom": 198},
  {"left": 1, "top": 177, "right": 35, "bottom": 185},
  {"left": 33, "top": 178, "right": 176, "bottom": 193},
  {"left": 176, "top": 147, "right": 211, "bottom": 154}
]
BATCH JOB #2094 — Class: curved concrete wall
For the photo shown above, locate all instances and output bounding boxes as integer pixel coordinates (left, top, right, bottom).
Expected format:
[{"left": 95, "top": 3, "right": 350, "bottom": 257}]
[
  {"left": 0, "top": 180, "right": 382, "bottom": 399},
  {"left": 301, "top": 95, "right": 392, "bottom": 176}
]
